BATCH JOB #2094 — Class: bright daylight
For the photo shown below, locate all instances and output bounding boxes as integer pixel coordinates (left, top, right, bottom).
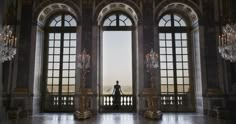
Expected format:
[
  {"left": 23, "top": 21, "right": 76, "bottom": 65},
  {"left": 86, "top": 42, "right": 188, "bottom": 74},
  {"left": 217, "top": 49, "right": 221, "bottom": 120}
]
[{"left": 102, "top": 31, "right": 132, "bottom": 95}]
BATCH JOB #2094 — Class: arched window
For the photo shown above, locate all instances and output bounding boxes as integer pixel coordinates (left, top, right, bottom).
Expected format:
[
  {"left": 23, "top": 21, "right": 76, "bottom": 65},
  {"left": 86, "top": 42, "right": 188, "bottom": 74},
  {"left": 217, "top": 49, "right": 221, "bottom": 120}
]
[
  {"left": 44, "top": 13, "right": 77, "bottom": 111},
  {"left": 100, "top": 12, "right": 134, "bottom": 111},
  {"left": 103, "top": 14, "right": 132, "bottom": 27},
  {"left": 158, "top": 13, "right": 191, "bottom": 111}
]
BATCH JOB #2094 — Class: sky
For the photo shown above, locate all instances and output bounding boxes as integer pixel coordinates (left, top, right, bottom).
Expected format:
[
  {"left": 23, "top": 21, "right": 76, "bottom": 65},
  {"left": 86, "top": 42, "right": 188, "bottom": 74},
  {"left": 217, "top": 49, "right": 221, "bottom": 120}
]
[{"left": 102, "top": 31, "right": 132, "bottom": 93}]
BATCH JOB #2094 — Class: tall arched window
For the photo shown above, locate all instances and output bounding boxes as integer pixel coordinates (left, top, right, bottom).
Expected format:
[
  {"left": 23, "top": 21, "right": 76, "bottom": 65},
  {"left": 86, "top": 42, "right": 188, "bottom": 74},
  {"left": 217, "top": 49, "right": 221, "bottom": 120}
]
[
  {"left": 158, "top": 13, "right": 192, "bottom": 111},
  {"left": 100, "top": 12, "right": 134, "bottom": 111},
  {"left": 43, "top": 13, "right": 77, "bottom": 112}
]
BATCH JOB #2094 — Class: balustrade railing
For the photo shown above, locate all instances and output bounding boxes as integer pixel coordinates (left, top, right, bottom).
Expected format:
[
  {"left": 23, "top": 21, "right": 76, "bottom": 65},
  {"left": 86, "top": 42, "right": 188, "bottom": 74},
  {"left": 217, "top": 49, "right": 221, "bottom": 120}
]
[
  {"left": 100, "top": 95, "right": 134, "bottom": 112},
  {"left": 160, "top": 94, "right": 192, "bottom": 111},
  {"left": 46, "top": 95, "right": 75, "bottom": 111}
]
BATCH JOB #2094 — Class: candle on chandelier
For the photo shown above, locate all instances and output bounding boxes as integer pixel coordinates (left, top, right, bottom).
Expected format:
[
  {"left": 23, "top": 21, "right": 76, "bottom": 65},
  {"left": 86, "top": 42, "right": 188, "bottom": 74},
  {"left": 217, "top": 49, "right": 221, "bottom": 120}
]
[{"left": 219, "top": 35, "right": 221, "bottom": 47}]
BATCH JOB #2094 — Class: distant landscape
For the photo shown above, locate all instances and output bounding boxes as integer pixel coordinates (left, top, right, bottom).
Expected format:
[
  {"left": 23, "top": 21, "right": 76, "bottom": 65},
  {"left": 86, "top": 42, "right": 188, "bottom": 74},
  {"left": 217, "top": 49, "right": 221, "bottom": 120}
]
[{"left": 103, "top": 85, "right": 132, "bottom": 95}]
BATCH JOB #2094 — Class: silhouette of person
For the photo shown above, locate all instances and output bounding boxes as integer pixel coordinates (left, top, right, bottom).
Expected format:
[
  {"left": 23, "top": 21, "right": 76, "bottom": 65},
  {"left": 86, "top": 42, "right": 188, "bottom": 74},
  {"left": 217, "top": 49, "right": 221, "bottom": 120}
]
[{"left": 112, "top": 80, "right": 123, "bottom": 110}]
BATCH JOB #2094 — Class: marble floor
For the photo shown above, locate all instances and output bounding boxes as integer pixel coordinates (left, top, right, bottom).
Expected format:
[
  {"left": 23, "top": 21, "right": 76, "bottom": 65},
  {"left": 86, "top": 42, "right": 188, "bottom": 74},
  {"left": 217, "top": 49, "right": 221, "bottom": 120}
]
[{"left": 1, "top": 113, "right": 235, "bottom": 124}]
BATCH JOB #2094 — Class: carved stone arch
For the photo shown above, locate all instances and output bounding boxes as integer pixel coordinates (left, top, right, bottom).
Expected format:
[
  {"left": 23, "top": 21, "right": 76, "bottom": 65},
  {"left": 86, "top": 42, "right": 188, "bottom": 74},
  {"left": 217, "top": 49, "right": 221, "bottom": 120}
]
[
  {"left": 154, "top": 0, "right": 201, "bottom": 26},
  {"left": 33, "top": 0, "right": 81, "bottom": 27},
  {"left": 93, "top": 0, "right": 142, "bottom": 26}
]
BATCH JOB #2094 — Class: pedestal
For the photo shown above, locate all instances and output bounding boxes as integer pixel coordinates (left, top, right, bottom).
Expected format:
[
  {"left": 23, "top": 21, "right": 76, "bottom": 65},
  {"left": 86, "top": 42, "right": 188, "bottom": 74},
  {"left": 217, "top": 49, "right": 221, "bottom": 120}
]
[
  {"left": 74, "top": 88, "right": 93, "bottom": 120},
  {"left": 142, "top": 88, "right": 162, "bottom": 119}
]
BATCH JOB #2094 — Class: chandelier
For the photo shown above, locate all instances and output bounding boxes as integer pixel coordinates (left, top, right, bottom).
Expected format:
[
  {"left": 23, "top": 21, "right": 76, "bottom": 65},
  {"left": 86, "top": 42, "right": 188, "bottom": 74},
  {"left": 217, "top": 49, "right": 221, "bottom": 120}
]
[
  {"left": 145, "top": 49, "right": 159, "bottom": 88},
  {"left": 0, "top": 25, "right": 17, "bottom": 62},
  {"left": 77, "top": 49, "right": 90, "bottom": 88},
  {"left": 218, "top": 23, "right": 236, "bottom": 62}
]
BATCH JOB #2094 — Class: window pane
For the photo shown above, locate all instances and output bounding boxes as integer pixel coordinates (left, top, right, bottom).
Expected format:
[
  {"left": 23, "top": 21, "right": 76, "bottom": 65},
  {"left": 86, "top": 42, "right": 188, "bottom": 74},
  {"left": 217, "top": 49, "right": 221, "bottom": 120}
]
[
  {"left": 175, "top": 40, "right": 181, "bottom": 47},
  {"left": 160, "top": 48, "right": 166, "bottom": 54},
  {"left": 159, "top": 33, "right": 165, "bottom": 39},
  {"left": 168, "top": 70, "right": 173, "bottom": 77},
  {"left": 49, "top": 48, "right": 54, "bottom": 54},
  {"left": 183, "top": 55, "right": 188, "bottom": 61},
  {"left": 64, "top": 33, "right": 70, "bottom": 40},
  {"left": 63, "top": 63, "right": 69, "bottom": 69},
  {"left": 166, "top": 33, "right": 172, "bottom": 39},
  {"left": 55, "top": 33, "right": 61, "bottom": 39},
  {"left": 177, "top": 70, "right": 183, "bottom": 77},
  {"left": 63, "top": 55, "right": 69, "bottom": 62},
  {"left": 166, "top": 48, "right": 172, "bottom": 54},
  {"left": 64, "top": 48, "right": 69, "bottom": 54},
  {"left": 62, "top": 78, "right": 68, "bottom": 84},
  {"left": 168, "top": 84, "right": 174, "bottom": 93},
  {"left": 63, "top": 70, "right": 69, "bottom": 77},
  {"left": 175, "top": 33, "right": 181, "bottom": 39},
  {"left": 48, "top": 55, "right": 53, "bottom": 62},
  {"left": 180, "top": 20, "right": 186, "bottom": 27},
  {"left": 165, "top": 21, "right": 171, "bottom": 27},
  {"left": 70, "top": 55, "right": 76, "bottom": 62},
  {"left": 70, "top": 48, "right": 76, "bottom": 54},
  {"left": 182, "top": 41, "right": 187, "bottom": 47},
  {"left": 70, "top": 19, "right": 77, "bottom": 27},
  {"left": 160, "top": 55, "right": 166, "bottom": 61},
  {"left": 64, "top": 41, "right": 69, "bottom": 47},
  {"left": 54, "top": 48, "right": 60, "bottom": 54},
  {"left": 103, "top": 19, "right": 110, "bottom": 26},
  {"left": 48, "top": 63, "right": 53, "bottom": 69},
  {"left": 161, "top": 70, "right": 167, "bottom": 76},
  {"left": 182, "top": 48, "right": 188, "bottom": 54},
  {"left": 71, "top": 33, "right": 76, "bottom": 39},
  {"left": 161, "top": 78, "right": 167, "bottom": 84},
  {"left": 70, "top": 63, "right": 76, "bottom": 69},
  {"left": 160, "top": 63, "right": 166, "bottom": 69},
  {"left": 184, "top": 70, "right": 189, "bottom": 76},
  {"left": 70, "top": 41, "right": 76, "bottom": 47},
  {"left": 163, "top": 15, "right": 171, "bottom": 21},
  {"left": 166, "top": 41, "right": 172, "bottom": 47},
  {"left": 69, "top": 78, "right": 75, "bottom": 84},
  {"left": 167, "top": 63, "right": 173, "bottom": 69},
  {"left": 69, "top": 70, "right": 75, "bottom": 77},
  {"left": 167, "top": 55, "right": 173, "bottom": 61},
  {"left": 168, "top": 78, "right": 174, "bottom": 84},
  {"left": 174, "top": 21, "right": 180, "bottom": 27},
  {"left": 176, "top": 63, "right": 182, "bottom": 69},
  {"left": 160, "top": 41, "right": 165, "bottom": 47},
  {"left": 182, "top": 33, "right": 187, "bottom": 39},
  {"left": 54, "top": 70, "right": 59, "bottom": 77},
  {"left": 184, "top": 78, "right": 189, "bottom": 84},
  {"left": 53, "top": 78, "right": 59, "bottom": 84},
  {"left": 176, "top": 48, "right": 182, "bottom": 54},
  {"left": 183, "top": 63, "right": 189, "bottom": 69},
  {"left": 177, "top": 78, "right": 183, "bottom": 84},
  {"left": 174, "top": 15, "right": 181, "bottom": 21},
  {"left": 49, "top": 41, "right": 54, "bottom": 47},
  {"left": 159, "top": 19, "right": 166, "bottom": 27},
  {"left": 176, "top": 55, "right": 182, "bottom": 62},
  {"left": 54, "top": 63, "right": 60, "bottom": 69},
  {"left": 55, "top": 41, "right": 60, "bottom": 47}
]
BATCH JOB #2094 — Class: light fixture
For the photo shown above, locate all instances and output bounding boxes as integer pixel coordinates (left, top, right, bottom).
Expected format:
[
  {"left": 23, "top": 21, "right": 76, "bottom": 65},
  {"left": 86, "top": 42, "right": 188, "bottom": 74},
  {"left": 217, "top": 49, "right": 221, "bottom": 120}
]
[
  {"left": 0, "top": 25, "right": 17, "bottom": 62},
  {"left": 218, "top": 23, "right": 236, "bottom": 62},
  {"left": 77, "top": 49, "right": 90, "bottom": 88},
  {"left": 145, "top": 48, "right": 159, "bottom": 88}
]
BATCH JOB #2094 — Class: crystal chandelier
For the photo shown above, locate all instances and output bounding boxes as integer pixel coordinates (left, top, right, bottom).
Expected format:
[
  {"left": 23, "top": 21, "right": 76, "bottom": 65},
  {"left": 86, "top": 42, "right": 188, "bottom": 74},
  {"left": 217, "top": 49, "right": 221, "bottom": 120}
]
[
  {"left": 218, "top": 23, "right": 236, "bottom": 62},
  {"left": 0, "top": 25, "right": 17, "bottom": 62}
]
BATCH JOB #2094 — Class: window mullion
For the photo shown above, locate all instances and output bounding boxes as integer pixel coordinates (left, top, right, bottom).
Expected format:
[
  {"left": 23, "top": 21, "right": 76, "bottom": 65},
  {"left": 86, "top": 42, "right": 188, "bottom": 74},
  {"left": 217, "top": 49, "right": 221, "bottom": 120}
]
[{"left": 170, "top": 14, "right": 178, "bottom": 107}]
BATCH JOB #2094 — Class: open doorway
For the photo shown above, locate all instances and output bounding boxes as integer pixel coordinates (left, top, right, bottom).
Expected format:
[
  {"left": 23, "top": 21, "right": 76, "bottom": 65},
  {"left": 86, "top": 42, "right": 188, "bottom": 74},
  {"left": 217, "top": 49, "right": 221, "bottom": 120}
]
[{"left": 99, "top": 13, "right": 135, "bottom": 112}]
